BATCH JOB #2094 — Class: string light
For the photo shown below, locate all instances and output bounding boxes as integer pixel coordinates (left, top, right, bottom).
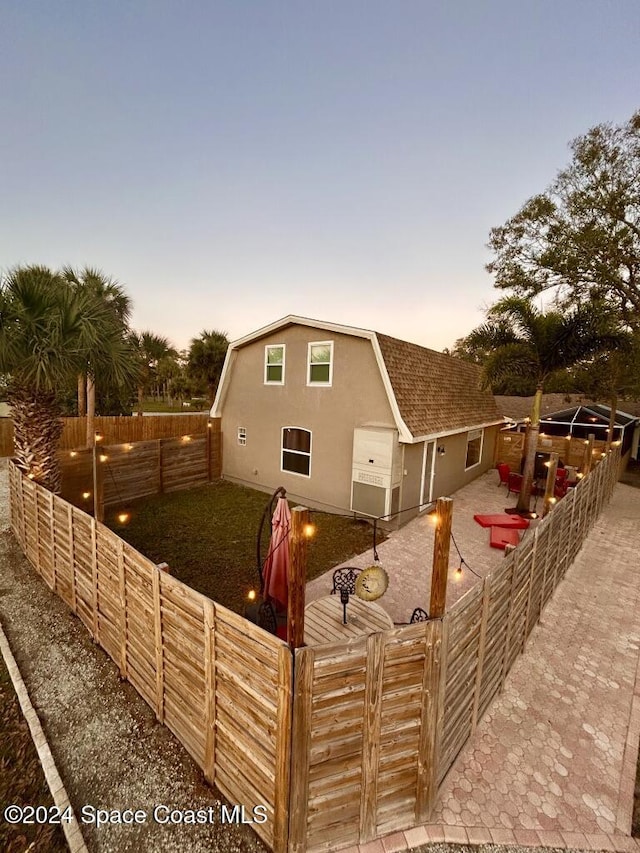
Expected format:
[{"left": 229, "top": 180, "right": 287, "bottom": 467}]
[
  {"left": 247, "top": 589, "right": 256, "bottom": 602},
  {"left": 303, "top": 523, "right": 316, "bottom": 538},
  {"left": 82, "top": 491, "right": 91, "bottom": 500},
  {"left": 117, "top": 512, "right": 130, "bottom": 525},
  {"left": 70, "top": 451, "right": 77, "bottom": 458},
  {"left": 182, "top": 435, "right": 192, "bottom": 442},
  {"left": 99, "top": 454, "right": 108, "bottom": 462},
  {"left": 95, "top": 433, "right": 103, "bottom": 442}
]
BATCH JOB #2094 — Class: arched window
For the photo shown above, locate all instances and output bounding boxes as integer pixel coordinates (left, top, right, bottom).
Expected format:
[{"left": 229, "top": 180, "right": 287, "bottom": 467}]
[{"left": 281, "top": 427, "right": 312, "bottom": 477}]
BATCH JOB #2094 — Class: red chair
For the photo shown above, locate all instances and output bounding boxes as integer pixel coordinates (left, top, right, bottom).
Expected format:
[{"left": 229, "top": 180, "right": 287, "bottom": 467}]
[
  {"left": 497, "top": 463, "right": 510, "bottom": 488},
  {"left": 556, "top": 468, "right": 568, "bottom": 483},
  {"left": 554, "top": 478, "right": 568, "bottom": 499},
  {"left": 507, "top": 472, "right": 523, "bottom": 495}
]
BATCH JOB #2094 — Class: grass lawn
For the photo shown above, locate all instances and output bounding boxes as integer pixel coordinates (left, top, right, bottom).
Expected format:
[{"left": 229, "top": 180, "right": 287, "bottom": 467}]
[{"left": 106, "top": 480, "right": 383, "bottom": 615}]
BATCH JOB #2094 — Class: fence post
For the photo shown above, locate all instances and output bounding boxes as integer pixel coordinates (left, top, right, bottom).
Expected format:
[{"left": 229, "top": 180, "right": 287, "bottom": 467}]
[
  {"left": 360, "top": 632, "right": 385, "bottom": 840},
  {"left": 90, "top": 517, "right": 99, "bottom": 642},
  {"left": 500, "top": 550, "right": 519, "bottom": 687},
  {"left": 288, "top": 507, "right": 309, "bottom": 651},
  {"left": 203, "top": 599, "right": 216, "bottom": 784},
  {"left": 471, "top": 577, "right": 491, "bottom": 731},
  {"left": 425, "top": 617, "right": 449, "bottom": 817},
  {"left": 157, "top": 439, "right": 164, "bottom": 494},
  {"left": 543, "top": 452, "right": 559, "bottom": 517},
  {"left": 429, "top": 497, "right": 453, "bottom": 619},
  {"left": 152, "top": 567, "right": 164, "bottom": 723},
  {"left": 583, "top": 433, "right": 595, "bottom": 477},
  {"left": 288, "top": 647, "right": 314, "bottom": 853},
  {"left": 117, "top": 538, "right": 128, "bottom": 679}
]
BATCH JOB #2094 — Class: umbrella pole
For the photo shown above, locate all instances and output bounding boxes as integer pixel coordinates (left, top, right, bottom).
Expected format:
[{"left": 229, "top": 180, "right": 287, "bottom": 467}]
[{"left": 287, "top": 506, "right": 309, "bottom": 650}]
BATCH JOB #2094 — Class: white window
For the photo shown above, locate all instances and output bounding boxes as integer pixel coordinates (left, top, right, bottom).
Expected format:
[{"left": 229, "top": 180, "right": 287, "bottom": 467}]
[
  {"left": 465, "top": 428, "right": 484, "bottom": 470},
  {"left": 307, "top": 341, "right": 333, "bottom": 386},
  {"left": 265, "top": 344, "right": 285, "bottom": 384},
  {"left": 237, "top": 427, "right": 246, "bottom": 446},
  {"left": 281, "top": 427, "right": 311, "bottom": 477}
]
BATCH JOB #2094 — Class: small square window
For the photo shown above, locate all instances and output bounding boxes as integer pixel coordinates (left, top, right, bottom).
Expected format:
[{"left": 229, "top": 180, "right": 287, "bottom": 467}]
[
  {"left": 238, "top": 427, "right": 247, "bottom": 446},
  {"left": 265, "top": 345, "right": 285, "bottom": 384},
  {"left": 308, "top": 341, "right": 333, "bottom": 385},
  {"left": 465, "top": 429, "right": 483, "bottom": 470}
]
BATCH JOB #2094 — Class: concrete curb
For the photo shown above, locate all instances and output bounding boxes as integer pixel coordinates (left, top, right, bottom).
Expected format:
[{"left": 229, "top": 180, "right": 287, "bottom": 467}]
[{"left": 0, "top": 620, "right": 89, "bottom": 853}]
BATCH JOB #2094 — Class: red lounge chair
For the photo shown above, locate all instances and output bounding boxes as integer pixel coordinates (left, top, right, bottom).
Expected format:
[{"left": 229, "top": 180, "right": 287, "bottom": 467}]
[
  {"left": 474, "top": 513, "right": 530, "bottom": 529},
  {"left": 490, "top": 526, "right": 520, "bottom": 549}
]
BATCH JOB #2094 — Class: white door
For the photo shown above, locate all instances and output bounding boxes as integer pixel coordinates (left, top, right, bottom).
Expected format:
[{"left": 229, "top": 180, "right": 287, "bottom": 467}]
[{"left": 420, "top": 441, "right": 436, "bottom": 509}]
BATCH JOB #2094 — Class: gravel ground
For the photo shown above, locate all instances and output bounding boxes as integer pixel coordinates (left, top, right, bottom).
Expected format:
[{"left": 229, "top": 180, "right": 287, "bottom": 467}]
[{"left": 0, "top": 458, "right": 599, "bottom": 853}]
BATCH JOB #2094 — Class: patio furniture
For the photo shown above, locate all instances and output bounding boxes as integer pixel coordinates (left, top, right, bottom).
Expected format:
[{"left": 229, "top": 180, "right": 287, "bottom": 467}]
[
  {"left": 331, "top": 566, "right": 362, "bottom": 595},
  {"left": 257, "top": 600, "right": 278, "bottom": 635},
  {"left": 474, "top": 513, "right": 530, "bottom": 529},
  {"left": 507, "top": 472, "right": 523, "bottom": 495},
  {"left": 304, "top": 595, "right": 393, "bottom": 645},
  {"left": 497, "top": 463, "right": 510, "bottom": 488},
  {"left": 410, "top": 607, "right": 429, "bottom": 623},
  {"left": 490, "top": 526, "right": 520, "bottom": 550}
]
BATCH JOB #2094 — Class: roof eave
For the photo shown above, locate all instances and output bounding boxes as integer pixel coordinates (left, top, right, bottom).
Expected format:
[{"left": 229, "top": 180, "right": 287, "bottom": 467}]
[{"left": 406, "top": 418, "right": 505, "bottom": 444}]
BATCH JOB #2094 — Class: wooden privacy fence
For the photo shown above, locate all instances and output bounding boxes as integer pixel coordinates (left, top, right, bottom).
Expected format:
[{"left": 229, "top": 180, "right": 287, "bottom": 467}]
[
  {"left": 0, "top": 413, "right": 212, "bottom": 457},
  {"left": 286, "top": 447, "right": 620, "bottom": 852},
  {"left": 7, "top": 446, "right": 620, "bottom": 852},
  {"left": 8, "top": 462, "right": 292, "bottom": 853},
  {"left": 495, "top": 429, "right": 610, "bottom": 471},
  {"left": 58, "top": 423, "right": 222, "bottom": 518}
]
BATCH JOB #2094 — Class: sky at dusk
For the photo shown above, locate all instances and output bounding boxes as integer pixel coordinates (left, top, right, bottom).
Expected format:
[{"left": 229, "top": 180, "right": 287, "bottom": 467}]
[{"left": 1, "top": 1, "right": 638, "bottom": 353}]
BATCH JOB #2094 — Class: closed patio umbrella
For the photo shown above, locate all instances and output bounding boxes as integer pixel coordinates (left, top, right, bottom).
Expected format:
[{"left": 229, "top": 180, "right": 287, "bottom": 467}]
[{"left": 262, "top": 496, "right": 291, "bottom": 611}]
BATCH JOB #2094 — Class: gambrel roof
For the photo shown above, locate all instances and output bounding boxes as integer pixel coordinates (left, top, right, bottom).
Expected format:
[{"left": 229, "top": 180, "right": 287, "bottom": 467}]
[{"left": 213, "top": 316, "right": 503, "bottom": 442}]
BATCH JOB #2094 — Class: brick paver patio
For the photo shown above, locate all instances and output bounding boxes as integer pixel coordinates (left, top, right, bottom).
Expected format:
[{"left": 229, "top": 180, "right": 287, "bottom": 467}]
[
  {"left": 336, "top": 481, "right": 640, "bottom": 852},
  {"left": 306, "top": 466, "right": 539, "bottom": 622}
]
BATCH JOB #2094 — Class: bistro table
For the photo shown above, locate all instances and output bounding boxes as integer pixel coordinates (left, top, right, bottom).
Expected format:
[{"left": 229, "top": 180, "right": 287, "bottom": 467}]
[{"left": 304, "top": 594, "right": 394, "bottom": 646}]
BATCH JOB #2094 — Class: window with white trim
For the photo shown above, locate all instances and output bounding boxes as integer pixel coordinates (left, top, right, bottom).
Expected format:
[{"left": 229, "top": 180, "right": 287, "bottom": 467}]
[
  {"left": 307, "top": 341, "right": 333, "bottom": 385},
  {"left": 281, "top": 427, "right": 311, "bottom": 477},
  {"left": 465, "top": 428, "right": 484, "bottom": 470},
  {"left": 237, "top": 427, "right": 246, "bottom": 446},
  {"left": 264, "top": 344, "right": 285, "bottom": 384}
]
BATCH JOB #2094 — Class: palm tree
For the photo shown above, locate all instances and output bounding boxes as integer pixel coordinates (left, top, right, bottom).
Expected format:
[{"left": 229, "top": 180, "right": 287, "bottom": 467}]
[
  {"left": 0, "top": 267, "right": 105, "bottom": 490},
  {"left": 187, "top": 330, "right": 229, "bottom": 405},
  {"left": 62, "top": 266, "right": 134, "bottom": 445},
  {"left": 466, "top": 297, "right": 622, "bottom": 512},
  {"left": 130, "top": 331, "right": 177, "bottom": 414}
]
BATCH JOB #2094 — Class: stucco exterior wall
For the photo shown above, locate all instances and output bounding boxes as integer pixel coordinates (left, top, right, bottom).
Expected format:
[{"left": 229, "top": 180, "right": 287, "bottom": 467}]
[
  {"left": 431, "top": 425, "right": 499, "bottom": 500},
  {"left": 219, "top": 326, "right": 396, "bottom": 512}
]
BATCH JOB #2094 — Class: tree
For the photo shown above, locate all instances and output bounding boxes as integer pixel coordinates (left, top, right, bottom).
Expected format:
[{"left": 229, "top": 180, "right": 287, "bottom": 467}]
[
  {"left": 62, "top": 266, "right": 135, "bottom": 445},
  {"left": 487, "top": 111, "right": 640, "bottom": 329},
  {"left": 130, "top": 331, "right": 177, "bottom": 414},
  {"left": 466, "top": 297, "right": 622, "bottom": 512},
  {"left": 187, "top": 330, "right": 229, "bottom": 405},
  {"left": 0, "top": 266, "right": 118, "bottom": 491}
]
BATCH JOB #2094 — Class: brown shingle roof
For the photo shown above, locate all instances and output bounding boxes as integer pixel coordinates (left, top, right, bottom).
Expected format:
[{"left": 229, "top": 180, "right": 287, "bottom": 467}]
[{"left": 375, "top": 333, "right": 502, "bottom": 437}]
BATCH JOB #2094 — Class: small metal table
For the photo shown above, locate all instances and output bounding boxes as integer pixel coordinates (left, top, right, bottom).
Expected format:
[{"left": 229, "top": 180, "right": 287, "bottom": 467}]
[{"left": 303, "top": 594, "right": 393, "bottom": 646}]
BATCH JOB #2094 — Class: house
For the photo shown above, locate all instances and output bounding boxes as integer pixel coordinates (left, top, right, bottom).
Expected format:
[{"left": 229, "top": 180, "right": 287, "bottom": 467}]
[{"left": 211, "top": 316, "right": 504, "bottom": 524}]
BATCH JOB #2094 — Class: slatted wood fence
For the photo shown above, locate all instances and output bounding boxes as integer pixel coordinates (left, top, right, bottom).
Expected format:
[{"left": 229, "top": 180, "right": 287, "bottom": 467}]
[
  {"left": 0, "top": 413, "right": 212, "bottom": 457},
  {"left": 7, "top": 446, "right": 620, "bottom": 852},
  {"left": 57, "top": 425, "right": 222, "bottom": 517},
  {"left": 495, "top": 429, "right": 609, "bottom": 471},
  {"left": 287, "top": 447, "right": 620, "bottom": 852},
  {"left": 8, "top": 463, "right": 291, "bottom": 853}
]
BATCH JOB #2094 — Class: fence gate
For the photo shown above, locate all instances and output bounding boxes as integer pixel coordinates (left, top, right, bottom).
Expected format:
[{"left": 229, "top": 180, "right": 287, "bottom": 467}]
[{"left": 288, "top": 619, "right": 443, "bottom": 852}]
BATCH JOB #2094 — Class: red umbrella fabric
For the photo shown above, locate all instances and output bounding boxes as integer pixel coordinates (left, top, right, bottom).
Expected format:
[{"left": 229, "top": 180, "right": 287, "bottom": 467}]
[{"left": 262, "top": 497, "right": 291, "bottom": 610}]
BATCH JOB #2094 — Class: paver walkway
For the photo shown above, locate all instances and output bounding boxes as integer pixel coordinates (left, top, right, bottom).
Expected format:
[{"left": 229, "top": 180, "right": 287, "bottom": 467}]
[{"left": 340, "top": 481, "right": 640, "bottom": 853}]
